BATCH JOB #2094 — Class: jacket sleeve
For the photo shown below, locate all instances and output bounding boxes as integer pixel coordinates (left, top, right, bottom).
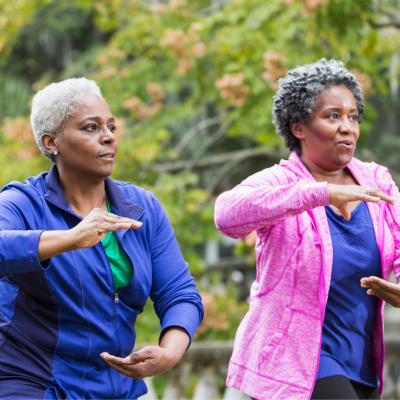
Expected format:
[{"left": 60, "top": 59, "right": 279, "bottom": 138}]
[
  {"left": 382, "top": 171, "right": 400, "bottom": 281},
  {"left": 149, "top": 195, "right": 204, "bottom": 345},
  {"left": 214, "top": 165, "right": 330, "bottom": 239},
  {"left": 0, "top": 188, "right": 50, "bottom": 278}
]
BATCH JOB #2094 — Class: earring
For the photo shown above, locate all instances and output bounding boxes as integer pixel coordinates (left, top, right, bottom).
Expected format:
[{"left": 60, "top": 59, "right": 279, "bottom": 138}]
[{"left": 54, "top": 150, "right": 58, "bottom": 155}]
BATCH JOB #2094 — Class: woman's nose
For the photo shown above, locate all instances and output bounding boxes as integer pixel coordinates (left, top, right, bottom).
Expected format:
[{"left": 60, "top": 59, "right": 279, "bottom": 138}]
[
  {"left": 100, "top": 128, "right": 116, "bottom": 144},
  {"left": 339, "top": 117, "right": 354, "bottom": 135}
]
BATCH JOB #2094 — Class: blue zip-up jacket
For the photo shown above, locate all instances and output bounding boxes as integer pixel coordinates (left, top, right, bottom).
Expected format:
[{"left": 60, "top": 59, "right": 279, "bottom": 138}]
[{"left": 0, "top": 165, "right": 204, "bottom": 399}]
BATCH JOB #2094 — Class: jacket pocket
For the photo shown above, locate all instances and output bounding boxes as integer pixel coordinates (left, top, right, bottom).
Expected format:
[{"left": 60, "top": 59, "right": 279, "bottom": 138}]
[{"left": 258, "top": 307, "right": 320, "bottom": 390}]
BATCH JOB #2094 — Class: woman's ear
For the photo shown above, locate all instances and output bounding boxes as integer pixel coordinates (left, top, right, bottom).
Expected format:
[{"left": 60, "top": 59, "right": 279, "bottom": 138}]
[
  {"left": 290, "top": 121, "right": 305, "bottom": 140},
  {"left": 41, "top": 133, "right": 58, "bottom": 156}
]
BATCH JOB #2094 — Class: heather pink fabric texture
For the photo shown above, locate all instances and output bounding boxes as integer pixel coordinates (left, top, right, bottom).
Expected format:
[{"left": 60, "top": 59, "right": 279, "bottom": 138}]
[{"left": 214, "top": 152, "right": 400, "bottom": 400}]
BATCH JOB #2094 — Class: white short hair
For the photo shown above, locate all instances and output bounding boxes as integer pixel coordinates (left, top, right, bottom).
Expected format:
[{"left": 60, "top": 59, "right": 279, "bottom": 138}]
[{"left": 30, "top": 77, "right": 103, "bottom": 162}]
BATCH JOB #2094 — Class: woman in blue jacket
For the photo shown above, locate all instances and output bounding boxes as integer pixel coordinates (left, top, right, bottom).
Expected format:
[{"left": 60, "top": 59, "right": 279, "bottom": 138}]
[{"left": 0, "top": 78, "right": 204, "bottom": 399}]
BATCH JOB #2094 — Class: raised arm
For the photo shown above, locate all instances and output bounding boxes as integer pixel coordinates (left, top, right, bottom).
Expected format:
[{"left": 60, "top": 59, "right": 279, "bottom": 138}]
[
  {"left": 38, "top": 208, "right": 142, "bottom": 261},
  {"left": 215, "top": 165, "right": 397, "bottom": 239},
  {"left": 214, "top": 165, "right": 330, "bottom": 238},
  {"left": 0, "top": 188, "right": 142, "bottom": 277}
]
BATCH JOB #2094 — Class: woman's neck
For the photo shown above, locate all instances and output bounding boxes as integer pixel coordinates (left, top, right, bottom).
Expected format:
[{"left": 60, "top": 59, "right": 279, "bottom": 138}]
[
  {"left": 300, "top": 154, "right": 357, "bottom": 186},
  {"left": 57, "top": 166, "right": 108, "bottom": 218}
]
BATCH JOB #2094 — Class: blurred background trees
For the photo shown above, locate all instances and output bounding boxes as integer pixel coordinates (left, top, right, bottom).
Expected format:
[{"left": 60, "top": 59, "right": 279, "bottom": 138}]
[{"left": 2, "top": 0, "right": 400, "bottom": 344}]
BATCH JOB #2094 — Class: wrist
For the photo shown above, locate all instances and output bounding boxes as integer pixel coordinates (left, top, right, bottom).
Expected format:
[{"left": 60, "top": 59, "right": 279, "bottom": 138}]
[
  {"left": 160, "top": 346, "right": 179, "bottom": 367},
  {"left": 65, "top": 229, "right": 79, "bottom": 251}
]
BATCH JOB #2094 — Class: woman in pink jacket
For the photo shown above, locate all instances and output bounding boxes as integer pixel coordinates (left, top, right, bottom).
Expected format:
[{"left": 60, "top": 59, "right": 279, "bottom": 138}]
[{"left": 214, "top": 59, "right": 400, "bottom": 400}]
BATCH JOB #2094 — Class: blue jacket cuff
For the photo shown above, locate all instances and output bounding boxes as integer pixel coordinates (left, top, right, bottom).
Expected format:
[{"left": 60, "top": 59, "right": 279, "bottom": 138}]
[
  {"left": 159, "top": 302, "right": 202, "bottom": 347},
  {"left": 0, "top": 230, "right": 50, "bottom": 277}
]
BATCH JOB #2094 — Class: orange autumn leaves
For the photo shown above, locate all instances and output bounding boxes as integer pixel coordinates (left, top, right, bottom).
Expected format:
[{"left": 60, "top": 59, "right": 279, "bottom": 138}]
[
  {"left": 2, "top": 116, "right": 39, "bottom": 159},
  {"left": 283, "top": 0, "right": 327, "bottom": 16},
  {"left": 123, "top": 82, "right": 165, "bottom": 121},
  {"left": 195, "top": 292, "right": 229, "bottom": 336},
  {"left": 160, "top": 22, "right": 206, "bottom": 75},
  {"left": 214, "top": 51, "right": 287, "bottom": 107},
  {"left": 262, "top": 51, "right": 287, "bottom": 91},
  {"left": 215, "top": 72, "right": 249, "bottom": 108}
]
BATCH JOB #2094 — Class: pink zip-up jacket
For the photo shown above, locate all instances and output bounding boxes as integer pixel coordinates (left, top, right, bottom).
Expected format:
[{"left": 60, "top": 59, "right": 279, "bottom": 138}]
[{"left": 214, "top": 152, "right": 400, "bottom": 400}]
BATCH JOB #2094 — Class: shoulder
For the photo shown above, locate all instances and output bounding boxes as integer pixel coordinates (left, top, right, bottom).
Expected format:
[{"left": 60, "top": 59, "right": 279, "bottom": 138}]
[
  {"left": 240, "top": 162, "right": 296, "bottom": 187},
  {"left": 0, "top": 172, "right": 48, "bottom": 227},
  {"left": 112, "top": 180, "right": 163, "bottom": 214},
  {"left": 350, "top": 157, "right": 393, "bottom": 192},
  {"left": 0, "top": 172, "right": 47, "bottom": 206}
]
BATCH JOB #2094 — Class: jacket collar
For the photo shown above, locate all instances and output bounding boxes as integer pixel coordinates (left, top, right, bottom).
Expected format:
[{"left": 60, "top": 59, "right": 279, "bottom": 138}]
[
  {"left": 280, "top": 151, "right": 318, "bottom": 183},
  {"left": 44, "top": 165, "right": 144, "bottom": 220},
  {"left": 285, "top": 151, "right": 367, "bottom": 185}
]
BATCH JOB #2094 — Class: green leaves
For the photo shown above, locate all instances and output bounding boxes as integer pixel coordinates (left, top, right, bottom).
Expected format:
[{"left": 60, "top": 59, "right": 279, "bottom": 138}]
[{"left": 2, "top": 0, "right": 400, "bottom": 286}]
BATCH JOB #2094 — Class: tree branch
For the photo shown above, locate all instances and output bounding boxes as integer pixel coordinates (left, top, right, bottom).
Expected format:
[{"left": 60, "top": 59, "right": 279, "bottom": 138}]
[
  {"left": 369, "top": 19, "right": 400, "bottom": 28},
  {"left": 368, "top": 9, "right": 400, "bottom": 29},
  {"left": 198, "top": 0, "right": 228, "bottom": 16},
  {"left": 173, "top": 114, "right": 226, "bottom": 155},
  {"left": 153, "top": 147, "right": 288, "bottom": 173},
  {"left": 185, "top": 121, "right": 234, "bottom": 171}
]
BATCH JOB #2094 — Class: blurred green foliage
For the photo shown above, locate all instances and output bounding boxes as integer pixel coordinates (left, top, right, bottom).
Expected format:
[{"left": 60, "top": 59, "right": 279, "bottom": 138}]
[
  {"left": 2, "top": 0, "right": 400, "bottom": 341},
  {"left": 0, "top": 75, "right": 31, "bottom": 121}
]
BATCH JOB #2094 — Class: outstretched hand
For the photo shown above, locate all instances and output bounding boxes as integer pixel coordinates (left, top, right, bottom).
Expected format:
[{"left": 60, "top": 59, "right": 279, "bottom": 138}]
[
  {"left": 101, "top": 346, "right": 176, "bottom": 380},
  {"left": 100, "top": 327, "right": 190, "bottom": 381},
  {"left": 38, "top": 207, "right": 142, "bottom": 262},
  {"left": 70, "top": 207, "right": 142, "bottom": 249},
  {"left": 361, "top": 276, "right": 400, "bottom": 308},
  {"left": 328, "top": 184, "right": 395, "bottom": 221}
]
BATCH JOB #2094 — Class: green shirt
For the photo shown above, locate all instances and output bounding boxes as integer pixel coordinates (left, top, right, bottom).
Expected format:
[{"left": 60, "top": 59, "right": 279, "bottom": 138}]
[{"left": 102, "top": 198, "right": 133, "bottom": 292}]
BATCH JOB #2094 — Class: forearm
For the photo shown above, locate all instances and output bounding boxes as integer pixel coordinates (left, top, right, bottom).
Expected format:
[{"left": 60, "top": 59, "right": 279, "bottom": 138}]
[
  {"left": 215, "top": 181, "right": 329, "bottom": 238},
  {"left": 159, "top": 327, "right": 190, "bottom": 366},
  {"left": 38, "top": 230, "right": 76, "bottom": 262}
]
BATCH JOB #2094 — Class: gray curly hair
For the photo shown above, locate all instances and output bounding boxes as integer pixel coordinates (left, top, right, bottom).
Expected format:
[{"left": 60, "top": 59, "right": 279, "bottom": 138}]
[
  {"left": 272, "top": 58, "right": 364, "bottom": 154},
  {"left": 30, "top": 78, "right": 103, "bottom": 162}
]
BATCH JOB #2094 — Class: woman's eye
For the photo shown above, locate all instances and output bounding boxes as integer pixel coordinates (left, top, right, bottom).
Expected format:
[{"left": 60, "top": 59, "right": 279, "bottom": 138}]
[
  {"left": 330, "top": 113, "right": 339, "bottom": 120},
  {"left": 110, "top": 126, "right": 117, "bottom": 133},
  {"left": 85, "top": 124, "right": 97, "bottom": 131},
  {"left": 350, "top": 115, "right": 358, "bottom": 121}
]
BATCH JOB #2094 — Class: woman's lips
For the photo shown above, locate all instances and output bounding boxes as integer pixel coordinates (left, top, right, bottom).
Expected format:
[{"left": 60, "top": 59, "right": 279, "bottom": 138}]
[
  {"left": 337, "top": 141, "right": 354, "bottom": 150},
  {"left": 98, "top": 153, "right": 115, "bottom": 161}
]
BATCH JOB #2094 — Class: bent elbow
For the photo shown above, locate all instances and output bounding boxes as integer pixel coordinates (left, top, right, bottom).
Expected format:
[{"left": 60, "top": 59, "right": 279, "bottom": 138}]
[{"left": 214, "top": 192, "right": 231, "bottom": 230}]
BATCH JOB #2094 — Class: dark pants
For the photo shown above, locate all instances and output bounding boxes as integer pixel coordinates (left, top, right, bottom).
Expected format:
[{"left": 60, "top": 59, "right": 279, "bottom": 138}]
[
  {"left": 311, "top": 375, "right": 380, "bottom": 399},
  {"left": 251, "top": 375, "right": 379, "bottom": 400}
]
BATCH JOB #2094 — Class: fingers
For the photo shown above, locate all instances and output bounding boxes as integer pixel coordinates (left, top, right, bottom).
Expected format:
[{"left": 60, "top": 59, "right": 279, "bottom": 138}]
[
  {"left": 104, "top": 213, "right": 143, "bottom": 229},
  {"left": 371, "top": 188, "right": 396, "bottom": 204},
  {"left": 125, "top": 348, "right": 153, "bottom": 365},
  {"left": 362, "top": 187, "right": 395, "bottom": 205},
  {"left": 361, "top": 194, "right": 381, "bottom": 203},
  {"left": 86, "top": 208, "right": 143, "bottom": 229},
  {"left": 102, "top": 357, "right": 135, "bottom": 379},
  {"left": 337, "top": 203, "right": 351, "bottom": 221},
  {"left": 328, "top": 184, "right": 396, "bottom": 206},
  {"left": 361, "top": 277, "right": 400, "bottom": 295},
  {"left": 360, "top": 277, "right": 400, "bottom": 307},
  {"left": 106, "top": 221, "right": 141, "bottom": 232},
  {"left": 100, "top": 352, "right": 150, "bottom": 380},
  {"left": 100, "top": 352, "right": 124, "bottom": 367}
]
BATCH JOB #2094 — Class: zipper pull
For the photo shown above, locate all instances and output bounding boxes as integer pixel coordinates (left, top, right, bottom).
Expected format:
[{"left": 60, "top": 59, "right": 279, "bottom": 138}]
[{"left": 114, "top": 293, "right": 119, "bottom": 303}]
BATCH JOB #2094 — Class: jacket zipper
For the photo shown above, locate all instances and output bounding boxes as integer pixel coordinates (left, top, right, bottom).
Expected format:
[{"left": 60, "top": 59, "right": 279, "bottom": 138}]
[
  {"left": 105, "top": 208, "right": 145, "bottom": 399},
  {"left": 100, "top": 245, "right": 119, "bottom": 399},
  {"left": 45, "top": 196, "right": 145, "bottom": 399}
]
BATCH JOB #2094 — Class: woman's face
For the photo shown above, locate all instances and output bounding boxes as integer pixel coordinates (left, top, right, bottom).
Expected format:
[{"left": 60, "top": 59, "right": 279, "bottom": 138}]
[
  {"left": 291, "top": 86, "right": 360, "bottom": 171},
  {"left": 52, "top": 93, "right": 118, "bottom": 179}
]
